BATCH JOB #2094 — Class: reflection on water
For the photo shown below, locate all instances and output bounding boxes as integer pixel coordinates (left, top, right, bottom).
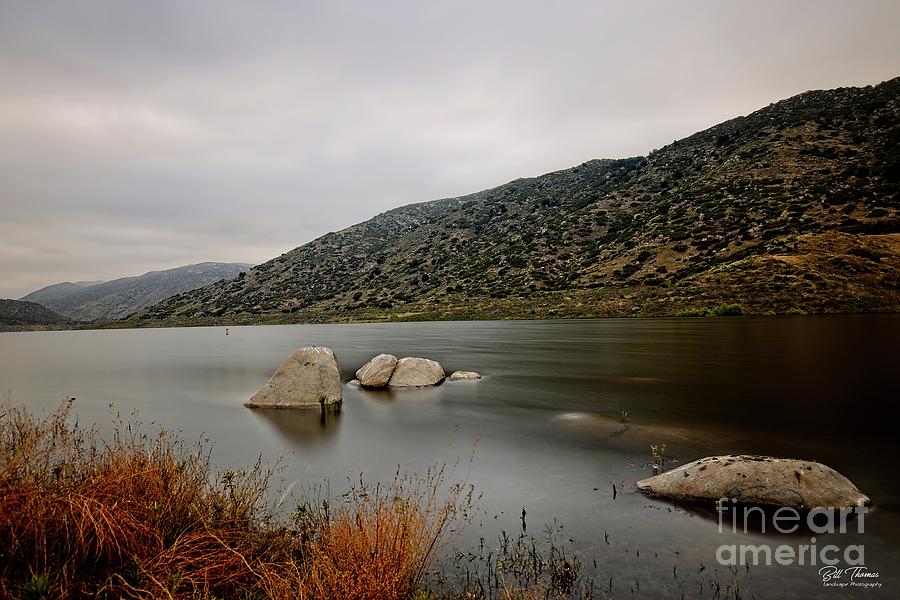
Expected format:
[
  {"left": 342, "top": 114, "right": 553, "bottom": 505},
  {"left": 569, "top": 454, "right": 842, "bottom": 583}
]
[
  {"left": 350, "top": 383, "right": 449, "bottom": 403},
  {"left": 248, "top": 407, "right": 342, "bottom": 449},
  {"left": 0, "top": 315, "right": 898, "bottom": 598}
]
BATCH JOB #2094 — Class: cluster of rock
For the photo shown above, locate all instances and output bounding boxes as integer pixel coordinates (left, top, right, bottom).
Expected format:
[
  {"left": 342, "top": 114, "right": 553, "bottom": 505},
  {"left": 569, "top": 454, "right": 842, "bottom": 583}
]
[
  {"left": 636, "top": 454, "right": 870, "bottom": 509},
  {"left": 351, "top": 353, "right": 480, "bottom": 388},
  {"left": 245, "top": 347, "right": 482, "bottom": 409}
]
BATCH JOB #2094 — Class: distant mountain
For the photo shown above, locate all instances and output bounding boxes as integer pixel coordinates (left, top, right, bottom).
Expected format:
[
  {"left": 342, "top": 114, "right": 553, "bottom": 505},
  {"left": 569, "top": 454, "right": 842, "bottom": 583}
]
[
  {"left": 20, "top": 281, "right": 104, "bottom": 307},
  {"left": 0, "top": 299, "right": 69, "bottom": 328},
  {"left": 133, "top": 77, "right": 900, "bottom": 326},
  {"left": 22, "top": 263, "right": 252, "bottom": 322}
]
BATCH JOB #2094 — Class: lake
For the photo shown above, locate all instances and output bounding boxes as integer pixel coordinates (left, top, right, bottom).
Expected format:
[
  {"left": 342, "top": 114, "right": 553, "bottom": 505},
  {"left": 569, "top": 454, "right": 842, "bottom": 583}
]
[{"left": 1, "top": 315, "right": 898, "bottom": 598}]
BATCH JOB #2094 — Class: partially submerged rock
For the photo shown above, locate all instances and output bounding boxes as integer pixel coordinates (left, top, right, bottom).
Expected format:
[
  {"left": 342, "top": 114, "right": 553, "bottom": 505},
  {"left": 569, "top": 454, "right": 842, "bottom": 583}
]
[
  {"left": 388, "top": 357, "right": 445, "bottom": 387},
  {"left": 246, "top": 346, "right": 342, "bottom": 409},
  {"left": 449, "top": 370, "right": 481, "bottom": 381},
  {"left": 636, "top": 455, "right": 869, "bottom": 509},
  {"left": 356, "top": 353, "right": 398, "bottom": 388},
  {"left": 352, "top": 354, "right": 457, "bottom": 388}
]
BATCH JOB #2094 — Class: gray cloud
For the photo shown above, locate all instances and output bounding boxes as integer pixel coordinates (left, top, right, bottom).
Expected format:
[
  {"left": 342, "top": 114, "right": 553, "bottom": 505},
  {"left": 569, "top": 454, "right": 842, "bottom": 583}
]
[{"left": 2, "top": 0, "right": 899, "bottom": 298}]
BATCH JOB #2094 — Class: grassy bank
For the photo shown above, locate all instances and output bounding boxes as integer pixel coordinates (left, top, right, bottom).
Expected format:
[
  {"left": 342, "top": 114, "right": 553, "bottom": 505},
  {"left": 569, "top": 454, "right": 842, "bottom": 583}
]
[
  {"left": 0, "top": 401, "right": 602, "bottom": 599},
  {"left": 0, "top": 401, "right": 468, "bottom": 599}
]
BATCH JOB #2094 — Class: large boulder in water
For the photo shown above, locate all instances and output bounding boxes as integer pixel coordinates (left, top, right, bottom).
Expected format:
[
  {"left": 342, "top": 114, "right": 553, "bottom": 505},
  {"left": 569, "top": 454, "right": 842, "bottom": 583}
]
[
  {"left": 356, "top": 353, "right": 398, "bottom": 388},
  {"left": 636, "top": 455, "right": 869, "bottom": 509},
  {"left": 388, "top": 357, "right": 445, "bottom": 387},
  {"left": 246, "top": 347, "right": 342, "bottom": 409}
]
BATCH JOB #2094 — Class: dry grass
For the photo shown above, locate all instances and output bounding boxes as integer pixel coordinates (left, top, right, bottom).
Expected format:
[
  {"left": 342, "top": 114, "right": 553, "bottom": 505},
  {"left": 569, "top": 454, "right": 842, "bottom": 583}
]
[
  {"left": 0, "top": 399, "right": 298, "bottom": 599},
  {"left": 0, "top": 400, "right": 476, "bottom": 599},
  {"left": 300, "top": 468, "right": 477, "bottom": 600}
]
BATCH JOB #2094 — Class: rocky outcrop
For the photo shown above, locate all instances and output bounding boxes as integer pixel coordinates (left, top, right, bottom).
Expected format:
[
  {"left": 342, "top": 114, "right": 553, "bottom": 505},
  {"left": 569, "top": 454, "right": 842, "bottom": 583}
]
[
  {"left": 449, "top": 370, "right": 481, "bottom": 381},
  {"left": 388, "top": 357, "right": 445, "bottom": 387},
  {"left": 246, "top": 347, "right": 342, "bottom": 409},
  {"left": 636, "top": 455, "right": 870, "bottom": 509},
  {"left": 356, "top": 353, "right": 398, "bottom": 388}
]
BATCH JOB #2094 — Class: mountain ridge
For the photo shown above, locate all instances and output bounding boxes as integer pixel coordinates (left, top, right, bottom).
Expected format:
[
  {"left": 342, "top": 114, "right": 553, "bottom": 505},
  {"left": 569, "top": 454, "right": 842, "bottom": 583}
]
[
  {"left": 20, "top": 281, "right": 103, "bottom": 306},
  {"left": 23, "top": 262, "right": 252, "bottom": 322},
  {"left": 131, "top": 78, "right": 900, "bottom": 326}
]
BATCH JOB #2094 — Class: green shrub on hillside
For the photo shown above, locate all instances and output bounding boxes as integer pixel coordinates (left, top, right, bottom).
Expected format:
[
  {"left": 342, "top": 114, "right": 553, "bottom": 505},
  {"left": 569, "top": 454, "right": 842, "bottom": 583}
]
[
  {"left": 713, "top": 303, "right": 744, "bottom": 316},
  {"left": 677, "top": 303, "right": 744, "bottom": 317}
]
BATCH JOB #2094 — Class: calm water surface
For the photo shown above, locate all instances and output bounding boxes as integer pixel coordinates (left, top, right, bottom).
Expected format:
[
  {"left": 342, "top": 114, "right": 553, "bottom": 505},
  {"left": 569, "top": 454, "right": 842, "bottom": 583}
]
[{"left": 1, "top": 316, "right": 898, "bottom": 598}]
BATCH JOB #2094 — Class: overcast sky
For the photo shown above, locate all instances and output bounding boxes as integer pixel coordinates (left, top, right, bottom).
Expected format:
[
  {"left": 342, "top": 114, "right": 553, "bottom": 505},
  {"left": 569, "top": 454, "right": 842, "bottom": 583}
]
[{"left": 1, "top": 0, "right": 899, "bottom": 298}]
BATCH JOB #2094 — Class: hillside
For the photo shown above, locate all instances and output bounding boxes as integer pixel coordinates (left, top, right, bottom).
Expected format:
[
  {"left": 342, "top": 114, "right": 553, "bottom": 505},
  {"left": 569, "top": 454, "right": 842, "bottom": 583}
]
[
  {"left": 132, "top": 78, "right": 900, "bottom": 326},
  {"left": 0, "top": 299, "right": 69, "bottom": 329},
  {"left": 23, "top": 263, "right": 252, "bottom": 322}
]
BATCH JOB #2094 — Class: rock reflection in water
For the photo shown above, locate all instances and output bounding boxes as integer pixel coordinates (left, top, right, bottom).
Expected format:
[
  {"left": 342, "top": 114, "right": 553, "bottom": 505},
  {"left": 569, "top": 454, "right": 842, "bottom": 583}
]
[
  {"left": 349, "top": 383, "right": 446, "bottom": 404},
  {"left": 248, "top": 407, "right": 341, "bottom": 449}
]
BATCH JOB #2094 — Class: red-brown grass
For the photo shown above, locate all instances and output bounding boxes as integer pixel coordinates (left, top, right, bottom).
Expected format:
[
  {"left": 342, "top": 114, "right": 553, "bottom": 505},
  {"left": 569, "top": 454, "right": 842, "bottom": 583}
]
[
  {"left": 0, "top": 400, "right": 477, "bottom": 599},
  {"left": 0, "top": 399, "right": 299, "bottom": 599},
  {"left": 301, "top": 468, "right": 476, "bottom": 600}
]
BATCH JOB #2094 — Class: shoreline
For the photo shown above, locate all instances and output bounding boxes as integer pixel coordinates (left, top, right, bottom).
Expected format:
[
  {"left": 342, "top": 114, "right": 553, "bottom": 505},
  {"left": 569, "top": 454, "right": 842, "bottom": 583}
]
[{"left": 3, "top": 306, "right": 900, "bottom": 334}]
